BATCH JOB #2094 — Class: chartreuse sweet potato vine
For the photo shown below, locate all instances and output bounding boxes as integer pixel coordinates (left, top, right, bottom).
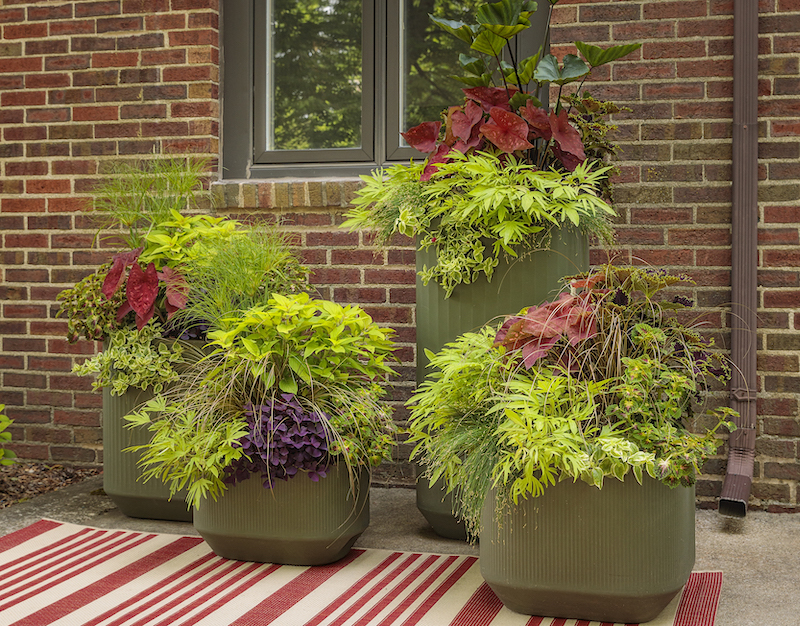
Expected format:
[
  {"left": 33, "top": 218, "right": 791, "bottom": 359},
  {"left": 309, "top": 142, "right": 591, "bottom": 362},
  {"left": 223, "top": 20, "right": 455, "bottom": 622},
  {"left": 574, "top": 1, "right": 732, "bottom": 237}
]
[
  {"left": 408, "top": 265, "right": 737, "bottom": 539},
  {"left": 125, "top": 293, "right": 397, "bottom": 508},
  {"left": 345, "top": 152, "right": 615, "bottom": 297}
]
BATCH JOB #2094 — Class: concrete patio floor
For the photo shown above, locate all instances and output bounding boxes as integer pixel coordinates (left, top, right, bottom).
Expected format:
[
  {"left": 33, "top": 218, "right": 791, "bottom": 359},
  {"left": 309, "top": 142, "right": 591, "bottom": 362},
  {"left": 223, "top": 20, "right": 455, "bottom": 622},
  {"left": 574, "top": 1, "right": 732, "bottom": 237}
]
[{"left": 0, "top": 475, "right": 797, "bottom": 626}]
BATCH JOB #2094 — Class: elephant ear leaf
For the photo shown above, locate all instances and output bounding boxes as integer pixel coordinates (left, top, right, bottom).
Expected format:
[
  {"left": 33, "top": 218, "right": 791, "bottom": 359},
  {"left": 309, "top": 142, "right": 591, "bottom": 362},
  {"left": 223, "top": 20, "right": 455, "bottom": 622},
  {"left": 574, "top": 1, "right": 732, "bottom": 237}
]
[
  {"left": 533, "top": 54, "right": 589, "bottom": 85},
  {"left": 575, "top": 41, "right": 642, "bottom": 68},
  {"left": 471, "top": 30, "right": 506, "bottom": 56},
  {"left": 429, "top": 15, "right": 476, "bottom": 45},
  {"left": 477, "top": 0, "right": 537, "bottom": 39}
]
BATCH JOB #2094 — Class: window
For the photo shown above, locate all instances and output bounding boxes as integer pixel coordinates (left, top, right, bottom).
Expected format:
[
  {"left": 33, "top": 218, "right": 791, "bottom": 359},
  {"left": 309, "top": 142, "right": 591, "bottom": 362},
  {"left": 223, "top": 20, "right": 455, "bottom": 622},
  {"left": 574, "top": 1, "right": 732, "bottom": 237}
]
[{"left": 221, "top": 0, "right": 545, "bottom": 178}]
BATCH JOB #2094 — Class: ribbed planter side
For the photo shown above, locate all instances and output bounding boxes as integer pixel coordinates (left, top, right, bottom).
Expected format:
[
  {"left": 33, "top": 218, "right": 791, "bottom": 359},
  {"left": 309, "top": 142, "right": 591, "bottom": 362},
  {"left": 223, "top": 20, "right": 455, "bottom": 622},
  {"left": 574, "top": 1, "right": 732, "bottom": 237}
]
[
  {"left": 415, "top": 229, "right": 588, "bottom": 539},
  {"left": 193, "top": 466, "right": 370, "bottom": 565},
  {"left": 480, "top": 476, "right": 695, "bottom": 623},
  {"left": 103, "top": 386, "right": 192, "bottom": 522}
]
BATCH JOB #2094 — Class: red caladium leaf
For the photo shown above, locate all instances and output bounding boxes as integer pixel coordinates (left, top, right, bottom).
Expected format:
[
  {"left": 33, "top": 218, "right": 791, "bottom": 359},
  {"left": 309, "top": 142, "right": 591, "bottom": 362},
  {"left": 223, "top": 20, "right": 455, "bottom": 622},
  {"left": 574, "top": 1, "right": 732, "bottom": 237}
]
[
  {"left": 101, "top": 248, "right": 142, "bottom": 300},
  {"left": 126, "top": 262, "right": 159, "bottom": 325},
  {"left": 521, "top": 336, "right": 560, "bottom": 368},
  {"left": 157, "top": 266, "right": 189, "bottom": 319},
  {"left": 519, "top": 101, "right": 552, "bottom": 141},
  {"left": 549, "top": 109, "right": 586, "bottom": 163},
  {"left": 463, "top": 86, "right": 518, "bottom": 112},
  {"left": 115, "top": 301, "right": 133, "bottom": 324},
  {"left": 451, "top": 100, "right": 484, "bottom": 143},
  {"left": 551, "top": 144, "right": 583, "bottom": 172},
  {"left": 401, "top": 121, "right": 442, "bottom": 154},
  {"left": 480, "top": 107, "right": 533, "bottom": 153},
  {"left": 136, "top": 301, "right": 156, "bottom": 331},
  {"left": 443, "top": 106, "right": 461, "bottom": 146},
  {"left": 420, "top": 144, "right": 453, "bottom": 182}
]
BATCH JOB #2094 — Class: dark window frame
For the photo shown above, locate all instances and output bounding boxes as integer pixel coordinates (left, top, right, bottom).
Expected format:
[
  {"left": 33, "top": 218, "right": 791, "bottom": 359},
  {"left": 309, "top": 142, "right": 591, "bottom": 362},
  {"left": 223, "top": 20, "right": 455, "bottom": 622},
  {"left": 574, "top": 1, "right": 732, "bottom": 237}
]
[{"left": 220, "top": 0, "right": 547, "bottom": 179}]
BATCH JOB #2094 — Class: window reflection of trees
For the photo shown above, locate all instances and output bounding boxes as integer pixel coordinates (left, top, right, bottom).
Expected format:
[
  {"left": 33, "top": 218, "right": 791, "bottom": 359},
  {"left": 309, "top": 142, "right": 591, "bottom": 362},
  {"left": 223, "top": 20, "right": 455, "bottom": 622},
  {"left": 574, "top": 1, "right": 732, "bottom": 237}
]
[
  {"left": 268, "top": 0, "right": 484, "bottom": 152},
  {"left": 271, "top": 0, "right": 363, "bottom": 151}
]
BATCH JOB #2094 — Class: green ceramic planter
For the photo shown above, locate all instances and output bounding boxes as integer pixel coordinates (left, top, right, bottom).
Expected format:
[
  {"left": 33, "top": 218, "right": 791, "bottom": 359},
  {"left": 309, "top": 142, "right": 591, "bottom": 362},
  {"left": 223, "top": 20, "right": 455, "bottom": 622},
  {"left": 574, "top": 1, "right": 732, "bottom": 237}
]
[
  {"left": 102, "top": 385, "right": 192, "bottom": 522},
  {"left": 415, "top": 229, "right": 589, "bottom": 539},
  {"left": 480, "top": 475, "right": 695, "bottom": 623},
  {"left": 193, "top": 466, "right": 370, "bottom": 565}
]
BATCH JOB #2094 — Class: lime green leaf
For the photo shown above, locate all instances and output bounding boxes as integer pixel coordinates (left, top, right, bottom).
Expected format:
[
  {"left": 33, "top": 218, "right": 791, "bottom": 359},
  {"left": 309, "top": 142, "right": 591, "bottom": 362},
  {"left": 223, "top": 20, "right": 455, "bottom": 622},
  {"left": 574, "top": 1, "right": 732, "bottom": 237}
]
[{"left": 575, "top": 41, "right": 641, "bottom": 68}]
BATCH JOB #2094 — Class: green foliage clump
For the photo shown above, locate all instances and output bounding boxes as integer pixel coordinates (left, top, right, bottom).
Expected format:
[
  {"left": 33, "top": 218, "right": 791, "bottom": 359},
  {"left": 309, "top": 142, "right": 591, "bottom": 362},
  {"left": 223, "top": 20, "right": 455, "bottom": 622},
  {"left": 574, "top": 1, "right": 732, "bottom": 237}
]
[
  {"left": 346, "top": 152, "right": 615, "bottom": 297},
  {"left": 72, "top": 322, "right": 187, "bottom": 396},
  {"left": 408, "top": 265, "right": 737, "bottom": 538},
  {"left": 125, "top": 293, "right": 397, "bottom": 507},
  {"left": 177, "top": 226, "right": 311, "bottom": 330},
  {"left": 0, "top": 405, "right": 16, "bottom": 466}
]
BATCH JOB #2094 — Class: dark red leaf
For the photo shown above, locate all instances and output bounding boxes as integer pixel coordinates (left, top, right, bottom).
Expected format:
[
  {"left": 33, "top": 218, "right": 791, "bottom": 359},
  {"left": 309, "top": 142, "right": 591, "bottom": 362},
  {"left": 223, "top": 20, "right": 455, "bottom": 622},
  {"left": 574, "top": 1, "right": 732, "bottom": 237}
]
[
  {"left": 157, "top": 266, "right": 189, "bottom": 317},
  {"left": 135, "top": 301, "right": 156, "bottom": 331},
  {"left": 115, "top": 301, "right": 133, "bottom": 324},
  {"left": 480, "top": 107, "right": 533, "bottom": 153},
  {"left": 126, "top": 262, "right": 159, "bottom": 321},
  {"left": 519, "top": 101, "right": 552, "bottom": 141},
  {"left": 401, "top": 121, "right": 442, "bottom": 154},
  {"left": 101, "top": 248, "right": 142, "bottom": 300},
  {"left": 549, "top": 109, "right": 586, "bottom": 164},
  {"left": 420, "top": 144, "right": 453, "bottom": 182},
  {"left": 521, "top": 336, "right": 559, "bottom": 368},
  {"left": 463, "top": 86, "right": 518, "bottom": 112},
  {"left": 451, "top": 100, "right": 484, "bottom": 143}
]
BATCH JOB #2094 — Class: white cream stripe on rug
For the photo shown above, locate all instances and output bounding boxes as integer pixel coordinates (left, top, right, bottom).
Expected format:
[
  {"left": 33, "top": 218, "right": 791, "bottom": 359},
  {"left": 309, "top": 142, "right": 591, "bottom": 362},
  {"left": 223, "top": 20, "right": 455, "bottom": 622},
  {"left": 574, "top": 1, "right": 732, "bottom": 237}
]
[{"left": 0, "top": 520, "right": 722, "bottom": 626}]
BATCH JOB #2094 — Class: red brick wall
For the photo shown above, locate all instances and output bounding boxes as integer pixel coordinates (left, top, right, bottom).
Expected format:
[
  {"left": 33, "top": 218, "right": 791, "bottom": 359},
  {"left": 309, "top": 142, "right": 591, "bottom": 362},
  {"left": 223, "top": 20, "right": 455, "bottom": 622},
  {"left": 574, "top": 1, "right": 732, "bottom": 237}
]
[
  {"left": 0, "top": 0, "right": 220, "bottom": 463},
  {"left": 2, "top": 0, "right": 799, "bottom": 510}
]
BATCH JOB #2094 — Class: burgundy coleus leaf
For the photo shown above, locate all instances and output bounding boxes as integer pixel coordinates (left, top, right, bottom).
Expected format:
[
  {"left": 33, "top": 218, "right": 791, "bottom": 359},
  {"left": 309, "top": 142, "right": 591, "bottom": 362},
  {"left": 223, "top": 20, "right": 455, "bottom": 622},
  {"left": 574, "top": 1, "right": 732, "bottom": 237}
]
[
  {"left": 157, "top": 266, "right": 189, "bottom": 318},
  {"left": 126, "top": 262, "right": 159, "bottom": 326},
  {"left": 480, "top": 107, "right": 533, "bottom": 153},
  {"left": 519, "top": 101, "right": 552, "bottom": 141},
  {"left": 463, "top": 86, "right": 518, "bottom": 112},
  {"left": 401, "top": 121, "right": 441, "bottom": 154},
  {"left": 101, "top": 247, "right": 142, "bottom": 300},
  {"left": 549, "top": 109, "right": 586, "bottom": 165},
  {"left": 451, "top": 100, "right": 484, "bottom": 143},
  {"left": 420, "top": 143, "right": 453, "bottom": 182}
]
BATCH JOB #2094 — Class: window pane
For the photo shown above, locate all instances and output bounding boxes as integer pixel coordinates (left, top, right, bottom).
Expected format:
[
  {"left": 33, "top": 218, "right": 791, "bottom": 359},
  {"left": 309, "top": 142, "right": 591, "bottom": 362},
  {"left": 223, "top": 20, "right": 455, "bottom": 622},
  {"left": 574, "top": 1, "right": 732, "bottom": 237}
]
[
  {"left": 401, "top": 0, "right": 485, "bottom": 133},
  {"left": 267, "top": 0, "right": 363, "bottom": 151}
]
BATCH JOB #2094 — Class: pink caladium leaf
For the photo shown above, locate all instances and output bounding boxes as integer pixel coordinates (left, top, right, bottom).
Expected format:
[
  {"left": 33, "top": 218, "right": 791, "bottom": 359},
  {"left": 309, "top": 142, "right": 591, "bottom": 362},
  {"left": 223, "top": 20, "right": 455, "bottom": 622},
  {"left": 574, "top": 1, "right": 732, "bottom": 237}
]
[
  {"left": 463, "top": 86, "right": 518, "bottom": 112},
  {"left": 126, "top": 262, "right": 159, "bottom": 325},
  {"left": 157, "top": 266, "right": 189, "bottom": 318},
  {"left": 480, "top": 107, "right": 533, "bottom": 153},
  {"left": 420, "top": 144, "right": 453, "bottom": 182},
  {"left": 549, "top": 109, "right": 586, "bottom": 165},
  {"left": 519, "top": 101, "right": 552, "bottom": 141},
  {"left": 451, "top": 100, "right": 484, "bottom": 143},
  {"left": 401, "top": 121, "right": 442, "bottom": 154},
  {"left": 521, "top": 336, "right": 560, "bottom": 368},
  {"left": 101, "top": 248, "right": 142, "bottom": 300}
]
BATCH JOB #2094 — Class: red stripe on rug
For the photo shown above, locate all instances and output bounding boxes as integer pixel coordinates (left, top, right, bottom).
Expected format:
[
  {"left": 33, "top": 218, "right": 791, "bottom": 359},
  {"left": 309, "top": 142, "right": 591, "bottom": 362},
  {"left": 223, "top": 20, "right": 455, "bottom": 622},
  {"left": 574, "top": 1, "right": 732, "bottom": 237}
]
[
  {"left": 524, "top": 617, "right": 544, "bottom": 626},
  {"left": 314, "top": 553, "right": 425, "bottom": 626},
  {"left": 395, "top": 556, "right": 477, "bottom": 626},
  {"left": 349, "top": 554, "right": 445, "bottom": 625},
  {"left": 449, "top": 582, "right": 504, "bottom": 626},
  {"left": 7, "top": 536, "right": 203, "bottom": 626},
  {"left": 674, "top": 572, "right": 722, "bottom": 626},
  {"left": 301, "top": 551, "right": 408, "bottom": 626},
  {"left": 136, "top": 560, "right": 263, "bottom": 626},
  {"left": 0, "top": 531, "right": 149, "bottom": 609},
  {"left": 169, "top": 562, "right": 283, "bottom": 626},
  {"left": 80, "top": 551, "right": 223, "bottom": 626},
  {"left": 229, "top": 548, "right": 368, "bottom": 626},
  {"left": 0, "top": 520, "right": 62, "bottom": 553},
  {"left": 3, "top": 527, "right": 105, "bottom": 582}
]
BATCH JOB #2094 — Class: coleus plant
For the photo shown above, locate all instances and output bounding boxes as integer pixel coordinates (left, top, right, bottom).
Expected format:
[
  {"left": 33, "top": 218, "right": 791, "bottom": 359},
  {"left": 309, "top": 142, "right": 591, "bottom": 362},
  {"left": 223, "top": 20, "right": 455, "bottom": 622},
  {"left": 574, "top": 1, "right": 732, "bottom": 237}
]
[{"left": 401, "top": 0, "right": 641, "bottom": 179}]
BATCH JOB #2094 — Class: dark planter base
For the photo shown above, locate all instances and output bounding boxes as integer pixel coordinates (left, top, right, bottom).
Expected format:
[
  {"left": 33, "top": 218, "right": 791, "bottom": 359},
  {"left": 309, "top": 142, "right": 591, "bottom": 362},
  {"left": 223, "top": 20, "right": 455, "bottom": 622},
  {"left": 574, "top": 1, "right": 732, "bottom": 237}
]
[
  {"left": 415, "top": 473, "right": 469, "bottom": 541},
  {"left": 103, "top": 386, "right": 192, "bottom": 523},
  {"left": 480, "top": 476, "right": 695, "bottom": 623},
  {"left": 194, "top": 466, "right": 370, "bottom": 565}
]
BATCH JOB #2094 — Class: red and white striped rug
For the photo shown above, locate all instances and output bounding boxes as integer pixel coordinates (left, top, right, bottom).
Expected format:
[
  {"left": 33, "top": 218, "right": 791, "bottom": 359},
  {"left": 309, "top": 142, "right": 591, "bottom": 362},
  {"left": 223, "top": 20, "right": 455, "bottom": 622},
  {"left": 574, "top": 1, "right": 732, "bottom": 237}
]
[{"left": 0, "top": 520, "right": 721, "bottom": 626}]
